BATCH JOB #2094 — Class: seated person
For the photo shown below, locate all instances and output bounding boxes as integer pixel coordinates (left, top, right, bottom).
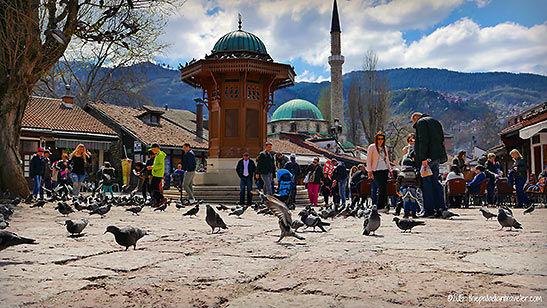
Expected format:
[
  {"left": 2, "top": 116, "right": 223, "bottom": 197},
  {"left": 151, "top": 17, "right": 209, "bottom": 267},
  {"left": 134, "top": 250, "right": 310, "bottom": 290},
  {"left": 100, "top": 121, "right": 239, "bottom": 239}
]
[
  {"left": 445, "top": 165, "right": 465, "bottom": 208},
  {"left": 467, "top": 165, "right": 487, "bottom": 193},
  {"left": 349, "top": 164, "right": 367, "bottom": 209}
]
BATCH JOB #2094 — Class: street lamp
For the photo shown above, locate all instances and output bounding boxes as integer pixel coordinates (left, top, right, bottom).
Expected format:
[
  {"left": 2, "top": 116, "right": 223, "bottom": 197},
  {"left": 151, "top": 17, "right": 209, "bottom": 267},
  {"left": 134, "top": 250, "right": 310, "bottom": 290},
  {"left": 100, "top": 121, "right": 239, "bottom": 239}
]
[
  {"left": 45, "top": 29, "right": 67, "bottom": 45},
  {"left": 330, "top": 118, "right": 343, "bottom": 139}
]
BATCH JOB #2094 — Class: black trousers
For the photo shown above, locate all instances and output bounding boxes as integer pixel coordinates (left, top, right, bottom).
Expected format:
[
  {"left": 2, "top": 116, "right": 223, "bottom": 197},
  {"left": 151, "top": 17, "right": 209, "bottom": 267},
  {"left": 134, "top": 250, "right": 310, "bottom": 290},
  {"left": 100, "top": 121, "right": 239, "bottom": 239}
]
[
  {"left": 150, "top": 176, "right": 163, "bottom": 203},
  {"left": 373, "top": 170, "right": 389, "bottom": 210},
  {"left": 141, "top": 178, "right": 150, "bottom": 199}
]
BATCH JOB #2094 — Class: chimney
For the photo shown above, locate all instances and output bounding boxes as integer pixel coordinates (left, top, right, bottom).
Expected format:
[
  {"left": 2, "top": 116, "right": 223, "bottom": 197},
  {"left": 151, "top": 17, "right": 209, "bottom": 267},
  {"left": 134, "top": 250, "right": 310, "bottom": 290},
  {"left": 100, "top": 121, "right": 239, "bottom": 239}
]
[
  {"left": 61, "top": 84, "right": 74, "bottom": 109},
  {"left": 196, "top": 102, "right": 203, "bottom": 138}
]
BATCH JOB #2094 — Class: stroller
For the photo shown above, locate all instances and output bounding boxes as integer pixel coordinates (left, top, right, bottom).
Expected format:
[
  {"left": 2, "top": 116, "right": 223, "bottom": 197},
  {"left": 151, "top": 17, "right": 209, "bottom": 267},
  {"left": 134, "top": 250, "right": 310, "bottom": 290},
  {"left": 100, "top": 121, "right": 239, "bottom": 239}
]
[{"left": 276, "top": 169, "right": 295, "bottom": 210}]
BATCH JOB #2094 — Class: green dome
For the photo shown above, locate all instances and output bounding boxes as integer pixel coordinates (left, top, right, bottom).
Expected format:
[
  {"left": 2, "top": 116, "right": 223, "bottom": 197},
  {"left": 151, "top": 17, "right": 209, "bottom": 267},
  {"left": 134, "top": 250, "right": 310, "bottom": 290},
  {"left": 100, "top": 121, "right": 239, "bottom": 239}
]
[
  {"left": 271, "top": 99, "right": 324, "bottom": 121},
  {"left": 212, "top": 30, "right": 268, "bottom": 55}
]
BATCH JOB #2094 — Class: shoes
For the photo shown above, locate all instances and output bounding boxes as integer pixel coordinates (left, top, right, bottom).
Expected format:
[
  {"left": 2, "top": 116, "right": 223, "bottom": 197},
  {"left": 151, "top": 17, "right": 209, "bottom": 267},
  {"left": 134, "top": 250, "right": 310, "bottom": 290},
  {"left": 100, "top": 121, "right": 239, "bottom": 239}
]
[
  {"left": 434, "top": 210, "right": 442, "bottom": 218},
  {"left": 412, "top": 212, "right": 418, "bottom": 219},
  {"left": 419, "top": 212, "right": 434, "bottom": 218},
  {"left": 403, "top": 213, "right": 409, "bottom": 219}
]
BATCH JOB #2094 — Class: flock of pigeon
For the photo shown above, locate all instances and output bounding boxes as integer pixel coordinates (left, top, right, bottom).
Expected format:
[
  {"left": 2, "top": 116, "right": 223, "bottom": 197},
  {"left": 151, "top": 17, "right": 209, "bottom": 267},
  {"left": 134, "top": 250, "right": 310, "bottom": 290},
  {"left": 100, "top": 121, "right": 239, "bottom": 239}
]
[{"left": 0, "top": 188, "right": 535, "bottom": 251}]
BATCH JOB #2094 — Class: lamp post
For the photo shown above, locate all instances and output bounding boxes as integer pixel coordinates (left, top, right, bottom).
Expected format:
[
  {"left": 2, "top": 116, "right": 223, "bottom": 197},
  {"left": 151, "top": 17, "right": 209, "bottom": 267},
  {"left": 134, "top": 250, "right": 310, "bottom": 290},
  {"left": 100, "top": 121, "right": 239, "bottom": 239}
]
[{"left": 330, "top": 118, "right": 343, "bottom": 139}]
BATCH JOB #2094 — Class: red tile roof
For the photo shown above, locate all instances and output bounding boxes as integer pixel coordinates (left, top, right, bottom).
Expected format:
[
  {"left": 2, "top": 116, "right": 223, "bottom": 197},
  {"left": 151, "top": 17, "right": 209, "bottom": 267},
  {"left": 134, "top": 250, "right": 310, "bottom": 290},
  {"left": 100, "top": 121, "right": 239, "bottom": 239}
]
[
  {"left": 500, "top": 112, "right": 547, "bottom": 136},
  {"left": 268, "top": 139, "right": 317, "bottom": 155},
  {"left": 22, "top": 96, "right": 117, "bottom": 136},
  {"left": 88, "top": 102, "right": 208, "bottom": 149}
]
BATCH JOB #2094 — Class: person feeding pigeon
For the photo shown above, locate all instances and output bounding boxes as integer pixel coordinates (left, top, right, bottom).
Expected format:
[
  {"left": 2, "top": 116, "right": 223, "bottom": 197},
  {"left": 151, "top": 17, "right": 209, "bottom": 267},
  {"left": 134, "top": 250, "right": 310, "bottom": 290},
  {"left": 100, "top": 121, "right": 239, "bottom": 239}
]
[
  {"left": 147, "top": 143, "right": 167, "bottom": 207},
  {"left": 69, "top": 144, "right": 91, "bottom": 197},
  {"left": 98, "top": 162, "right": 116, "bottom": 198},
  {"left": 397, "top": 158, "right": 421, "bottom": 218}
]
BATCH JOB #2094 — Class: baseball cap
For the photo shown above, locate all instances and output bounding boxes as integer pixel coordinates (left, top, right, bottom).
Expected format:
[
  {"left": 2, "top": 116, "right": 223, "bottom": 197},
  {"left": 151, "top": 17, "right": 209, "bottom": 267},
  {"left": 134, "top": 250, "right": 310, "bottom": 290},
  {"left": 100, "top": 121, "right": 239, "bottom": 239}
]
[
  {"left": 290, "top": 153, "right": 296, "bottom": 159},
  {"left": 37, "top": 147, "right": 45, "bottom": 152},
  {"left": 148, "top": 143, "right": 160, "bottom": 150}
]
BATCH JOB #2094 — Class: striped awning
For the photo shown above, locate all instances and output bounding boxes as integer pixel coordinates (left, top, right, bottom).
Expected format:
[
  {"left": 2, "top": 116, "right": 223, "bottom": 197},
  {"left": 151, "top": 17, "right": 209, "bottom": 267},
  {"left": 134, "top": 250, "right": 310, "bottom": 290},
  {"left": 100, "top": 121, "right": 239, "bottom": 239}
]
[{"left": 55, "top": 138, "right": 112, "bottom": 150}]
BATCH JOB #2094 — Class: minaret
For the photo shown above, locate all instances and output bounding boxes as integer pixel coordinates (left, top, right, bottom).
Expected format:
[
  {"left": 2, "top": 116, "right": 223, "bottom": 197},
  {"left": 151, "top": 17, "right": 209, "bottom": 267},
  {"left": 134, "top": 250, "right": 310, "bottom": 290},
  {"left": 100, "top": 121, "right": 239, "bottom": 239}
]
[{"left": 329, "top": 0, "right": 345, "bottom": 141}]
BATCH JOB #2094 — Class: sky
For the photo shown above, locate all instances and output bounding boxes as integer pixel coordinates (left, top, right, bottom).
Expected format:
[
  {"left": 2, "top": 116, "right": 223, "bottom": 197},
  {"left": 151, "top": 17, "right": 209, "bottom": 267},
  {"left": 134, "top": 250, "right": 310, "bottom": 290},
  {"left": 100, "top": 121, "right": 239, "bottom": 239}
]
[{"left": 157, "top": 0, "right": 547, "bottom": 82}]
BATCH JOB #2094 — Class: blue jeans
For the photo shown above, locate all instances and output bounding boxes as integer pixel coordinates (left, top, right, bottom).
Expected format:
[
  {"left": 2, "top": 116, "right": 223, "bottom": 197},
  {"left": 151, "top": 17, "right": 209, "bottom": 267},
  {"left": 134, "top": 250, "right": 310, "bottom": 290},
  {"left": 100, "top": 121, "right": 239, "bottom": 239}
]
[
  {"left": 338, "top": 178, "right": 348, "bottom": 206},
  {"left": 486, "top": 179, "right": 496, "bottom": 205},
  {"left": 514, "top": 177, "right": 530, "bottom": 207},
  {"left": 260, "top": 173, "right": 273, "bottom": 195},
  {"left": 401, "top": 186, "right": 420, "bottom": 215},
  {"left": 71, "top": 173, "right": 86, "bottom": 196},
  {"left": 32, "top": 175, "right": 42, "bottom": 198},
  {"left": 420, "top": 160, "right": 445, "bottom": 215},
  {"left": 371, "top": 180, "right": 378, "bottom": 205},
  {"left": 240, "top": 177, "right": 253, "bottom": 205}
]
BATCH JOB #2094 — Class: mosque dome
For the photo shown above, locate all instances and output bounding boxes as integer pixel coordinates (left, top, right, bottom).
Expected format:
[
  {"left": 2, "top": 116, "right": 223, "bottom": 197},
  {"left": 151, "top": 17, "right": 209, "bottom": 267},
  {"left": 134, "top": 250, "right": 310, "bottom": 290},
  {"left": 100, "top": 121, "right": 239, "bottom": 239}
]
[
  {"left": 211, "top": 30, "right": 268, "bottom": 55},
  {"left": 271, "top": 99, "right": 325, "bottom": 121}
]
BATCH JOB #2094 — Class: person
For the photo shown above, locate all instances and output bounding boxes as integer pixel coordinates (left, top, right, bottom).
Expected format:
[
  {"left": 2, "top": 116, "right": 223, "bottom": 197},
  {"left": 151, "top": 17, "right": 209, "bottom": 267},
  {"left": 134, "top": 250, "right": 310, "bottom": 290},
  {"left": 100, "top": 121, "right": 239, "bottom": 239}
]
[
  {"left": 484, "top": 153, "right": 501, "bottom": 205},
  {"left": 367, "top": 132, "right": 393, "bottom": 212},
  {"left": 236, "top": 153, "right": 256, "bottom": 206},
  {"left": 29, "top": 148, "right": 46, "bottom": 199},
  {"left": 256, "top": 142, "right": 275, "bottom": 195},
  {"left": 147, "top": 143, "right": 167, "bottom": 207},
  {"left": 172, "top": 164, "right": 184, "bottom": 189},
  {"left": 349, "top": 164, "right": 367, "bottom": 209},
  {"left": 321, "top": 173, "right": 333, "bottom": 206},
  {"left": 412, "top": 112, "right": 448, "bottom": 218},
  {"left": 397, "top": 158, "right": 421, "bottom": 218},
  {"left": 275, "top": 152, "right": 289, "bottom": 171},
  {"left": 54, "top": 153, "right": 71, "bottom": 196},
  {"left": 445, "top": 165, "right": 465, "bottom": 208},
  {"left": 331, "top": 158, "right": 349, "bottom": 210},
  {"left": 69, "top": 144, "right": 90, "bottom": 197},
  {"left": 465, "top": 165, "right": 487, "bottom": 207},
  {"left": 402, "top": 133, "right": 416, "bottom": 163},
  {"left": 132, "top": 161, "right": 146, "bottom": 194},
  {"left": 283, "top": 153, "right": 300, "bottom": 202},
  {"left": 42, "top": 149, "right": 53, "bottom": 197},
  {"left": 182, "top": 143, "right": 196, "bottom": 203},
  {"left": 452, "top": 150, "right": 467, "bottom": 173},
  {"left": 508, "top": 149, "right": 531, "bottom": 208},
  {"left": 99, "top": 162, "right": 116, "bottom": 198},
  {"left": 306, "top": 157, "right": 323, "bottom": 206},
  {"left": 142, "top": 151, "right": 155, "bottom": 199}
]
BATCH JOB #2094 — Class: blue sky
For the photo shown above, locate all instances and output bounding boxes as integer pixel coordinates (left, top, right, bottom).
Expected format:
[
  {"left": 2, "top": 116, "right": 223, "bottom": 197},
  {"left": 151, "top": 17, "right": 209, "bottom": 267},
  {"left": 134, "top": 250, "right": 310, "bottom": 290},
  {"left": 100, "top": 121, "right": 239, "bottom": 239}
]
[{"left": 158, "top": 0, "right": 547, "bottom": 82}]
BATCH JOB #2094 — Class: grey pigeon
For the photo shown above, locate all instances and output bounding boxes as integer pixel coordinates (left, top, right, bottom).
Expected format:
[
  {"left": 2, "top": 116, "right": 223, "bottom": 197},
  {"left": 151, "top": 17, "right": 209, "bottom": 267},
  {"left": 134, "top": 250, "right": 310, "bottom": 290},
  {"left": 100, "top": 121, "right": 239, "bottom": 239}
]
[
  {"left": 73, "top": 201, "right": 84, "bottom": 211},
  {"left": 501, "top": 206, "right": 513, "bottom": 216},
  {"left": 0, "top": 230, "right": 37, "bottom": 251},
  {"left": 205, "top": 204, "right": 228, "bottom": 233},
  {"left": 31, "top": 200, "right": 46, "bottom": 208},
  {"left": 126, "top": 206, "right": 143, "bottom": 215},
  {"left": 154, "top": 202, "right": 168, "bottom": 211},
  {"left": 393, "top": 217, "right": 425, "bottom": 233},
  {"left": 228, "top": 205, "right": 247, "bottom": 218},
  {"left": 174, "top": 200, "right": 185, "bottom": 210},
  {"left": 183, "top": 204, "right": 199, "bottom": 216},
  {"left": 258, "top": 191, "right": 304, "bottom": 243},
  {"left": 216, "top": 204, "right": 229, "bottom": 211},
  {"left": 298, "top": 210, "right": 330, "bottom": 232},
  {"left": 363, "top": 208, "right": 381, "bottom": 236},
  {"left": 0, "top": 217, "right": 8, "bottom": 229},
  {"left": 480, "top": 208, "right": 497, "bottom": 220},
  {"left": 497, "top": 208, "right": 522, "bottom": 231},
  {"left": 65, "top": 219, "right": 88, "bottom": 236},
  {"left": 10, "top": 197, "right": 22, "bottom": 206},
  {"left": 441, "top": 210, "right": 460, "bottom": 219},
  {"left": 104, "top": 225, "right": 147, "bottom": 250},
  {"left": 0, "top": 204, "right": 14, "bottom": 220},
  {"left": 523, "top": 204, "right": 535, "bottom": 215},
  {"left": 89, "top": 204, "right": 112, "bottom": 218},
  {"left": 291, "top": 219, "right": 305, "bottom": 232},
  {"left": 55, "top": 202, "right": 74, "bottom": 216}
]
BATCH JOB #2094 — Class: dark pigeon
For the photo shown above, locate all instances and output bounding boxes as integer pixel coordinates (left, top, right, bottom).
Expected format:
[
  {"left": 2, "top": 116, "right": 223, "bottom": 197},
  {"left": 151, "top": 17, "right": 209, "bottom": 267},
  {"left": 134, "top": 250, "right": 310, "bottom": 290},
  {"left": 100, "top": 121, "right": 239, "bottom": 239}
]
[
  {"left": 183, "top": 204, "right": 199, "bottom": 216},
  {"left": 24, "top": 195, "right": 34, "bottom": 204},
  {"left": 216, "top": 204, "right": 229, "bottom": 211},
  {"left": 154, "top": 203, "right": 168, "bottom": 212},
  {"left": 480, "top": 208, "right": 497, "bottom": 220},
  {"left": 89, "top": 204, "right": 112, "bottom": 218},
  {"left": 363, "top": 208, "right": 381, "bottom": 236},
  {"left": 205, "top": 204, "right": 228, "bottom": 233},
  {"left": 73, "top": 201, "right": 84, "bottom": 211},
  {"left": 0, "top": 230, "right": 37, "bottom": 251},
  {"left": 393, "top": 217, "right": 425, "bottom": 233},
  {"left": 523, "top": 204, "right": 535, "bottom": 215},
  {"left": 441, "top": 210, "right": 460, "bottom": 219},
  {"left": 104, "top": 225, "right": 147, "bottom": 250},
  {"left": 497, "top": 208, "right": 522, "bottom": 231},
  {"left": 0, "top": 205, "right": 14, "bottom": 220},
  {"left": 228, "top": 205, "right": 247, "bottom": 218},
  {"left": 258, "top": 191, "right": 304, "bottom": 243},
  {"left": 298, "top": 210, "right": 330, "bottom": 232},
  {"left": 31, "top": 200, "right": 46, "bottom": 208},
  {"left": 54, "top": 202, "right": 74, "bottom": 216},
  {"left": 10, "top": 197, "right": 22, "bottom": 206},
  {"left": 0, "top": 217, "right": 8, "bottom": 229},
  {"left": 126, "top": 206, "right": 143, "bottom": 215},
  {"left": 65, "top": 219, "right": 88, "bottom": 236}
]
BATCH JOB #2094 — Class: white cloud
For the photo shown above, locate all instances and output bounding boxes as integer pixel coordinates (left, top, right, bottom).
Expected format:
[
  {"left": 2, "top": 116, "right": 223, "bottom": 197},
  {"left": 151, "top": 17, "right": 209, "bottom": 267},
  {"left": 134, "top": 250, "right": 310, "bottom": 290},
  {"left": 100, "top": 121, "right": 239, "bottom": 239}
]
[{"left": 295, "top": 70, "right": 329, "bottom": 83}]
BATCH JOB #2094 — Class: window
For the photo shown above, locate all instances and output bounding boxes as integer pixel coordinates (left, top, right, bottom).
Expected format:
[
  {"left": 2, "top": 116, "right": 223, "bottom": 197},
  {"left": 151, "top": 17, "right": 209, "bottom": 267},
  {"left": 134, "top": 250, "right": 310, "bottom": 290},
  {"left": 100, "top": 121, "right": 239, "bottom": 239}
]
[
  {"left": 247, "top": 86, "right": 261, "bottom": 100},
  {"left": 272, "top": 125, "right": 276, "bottom": 133},
  {"left": 225, "top": 84, "right": 239, "bottom": 99},
  {"left": 316, "top": 124, "right": 320, "bottom": 133},
  {"left": 290, "top": 122, "right": 297, "bottom": 132},
  {"left": 246, "top": 109, "right": 259, "bottom": 138},
  {"left": 150, "top": 114, "right": 159, "bottom": 125},
  {"left": 225, "top": 109, "right": 239, "bottom": 137},
  {"left": 532, "top": 135, "right": 540, "bottom": 144}
]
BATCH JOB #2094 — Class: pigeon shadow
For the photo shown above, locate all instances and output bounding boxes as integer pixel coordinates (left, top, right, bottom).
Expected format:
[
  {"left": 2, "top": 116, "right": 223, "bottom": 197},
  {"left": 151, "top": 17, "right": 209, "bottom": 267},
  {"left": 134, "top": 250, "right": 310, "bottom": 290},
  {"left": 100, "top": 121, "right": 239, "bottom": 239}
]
[
  {"left": 68, "top": 233, "right": 85, "bottom": 238},
  {"left": 449, "top": 218, "right": 475, "bottom": 221},
  {"left": 370, "top": 234, "right": 384, "bottom": 238},
  {"left": 277, "top": 242, "right": 307, "bottom": 247},
  {"left": 0, "top": 261, "right": 33, "bottom": 267}
]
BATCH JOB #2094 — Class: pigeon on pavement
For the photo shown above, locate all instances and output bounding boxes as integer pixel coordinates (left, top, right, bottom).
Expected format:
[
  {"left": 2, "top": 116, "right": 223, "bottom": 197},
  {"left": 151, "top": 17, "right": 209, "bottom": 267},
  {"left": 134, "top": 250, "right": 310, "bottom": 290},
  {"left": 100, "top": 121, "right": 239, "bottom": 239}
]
[
  {"left": 0, "top": 217, "right": 8, "bottom": 229},
  {"left": 523, "top": 204, "right": 535, "bottom": 215},
  {"left": 126, "top": 206, "right": 143, "bottom": 215},
  {"left": 363, "top": 208, "right": 381, "bottom": 236},
  {"left": 258, "top": 191, "right": 304, "bottom": 243},
  {"left": 55, "top": 202, "right": 74, "bottom": 216},
  {"left": 205, "top": 204, "right": 228, "bottom": 233},
  {"left": 104, "top": 225, "right": 147, "bottom": 250},
  {"left": 30, "top": 200, "right": 46, "bottom": 208},
  {"left": 298, "top": 210, "right": 330, "bottom": 232},
  {"left": 497, "top": 208, "right": 522, "bottom": 231},
  {"left": 216, "top": 204, "right": 229, "bottom": 211},
  {"left": 441, "top": 210, "right": 460, "bottom": 219},
  {"left": 0, "top": 230, "right": 37, "bottom": 251},
  {"left": 291, "top": 219, "right": 305, "bottom": 232},
  {"left": 182, "top": 204, "right": 199, "bottom": 216},
  {"left": 228, "top": 205, "right": 247, "bottom": 218},
  {"left": 480, "top": 208, "right": 497, "bottom": 220},
  {"left": 154, "top": 202, "right": 168, "bottom": 212},
  {"left": 89, "top": 204, "right": 112, "bottom": 218},
  {"left": 393, "top": 217, "right": 425, "bottom": 233},
  {"left": 10, "top": 197, "right": 22, "bottom": 206},
  {"left": 65, "top": 219, "right": 88, "bottom": 236}
]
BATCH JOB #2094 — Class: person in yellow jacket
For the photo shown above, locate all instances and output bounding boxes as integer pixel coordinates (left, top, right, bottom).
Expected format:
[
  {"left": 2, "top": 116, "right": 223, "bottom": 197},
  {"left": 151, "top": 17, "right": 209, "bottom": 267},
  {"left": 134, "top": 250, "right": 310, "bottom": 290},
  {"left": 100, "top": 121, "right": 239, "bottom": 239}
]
[{"left": 147, "top": 143, "right": 167, "bottom": 207}]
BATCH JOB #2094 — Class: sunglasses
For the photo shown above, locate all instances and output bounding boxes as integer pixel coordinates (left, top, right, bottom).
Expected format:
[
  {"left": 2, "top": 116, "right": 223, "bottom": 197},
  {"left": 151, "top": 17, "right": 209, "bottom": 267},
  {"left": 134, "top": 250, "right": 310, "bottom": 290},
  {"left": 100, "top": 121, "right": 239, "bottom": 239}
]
[{"left": 378, "top": 137, "right": 385, "bottom": 140}]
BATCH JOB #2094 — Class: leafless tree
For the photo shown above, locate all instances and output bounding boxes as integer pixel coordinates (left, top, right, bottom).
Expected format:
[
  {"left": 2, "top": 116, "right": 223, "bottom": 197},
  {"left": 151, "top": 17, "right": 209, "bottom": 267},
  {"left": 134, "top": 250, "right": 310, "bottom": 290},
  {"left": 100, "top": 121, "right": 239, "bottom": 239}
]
[{"left": 346, "top": 74, "right": 362, "bottom": 145}]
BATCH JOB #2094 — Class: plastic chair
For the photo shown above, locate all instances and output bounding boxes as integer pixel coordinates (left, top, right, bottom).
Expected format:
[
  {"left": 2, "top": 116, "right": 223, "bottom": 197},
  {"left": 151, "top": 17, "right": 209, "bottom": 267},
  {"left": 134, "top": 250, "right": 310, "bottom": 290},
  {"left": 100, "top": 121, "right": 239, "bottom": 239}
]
[
  {"left": 446, "top": 178, "right": 466, "bottom": 208},
  {"left": 496, "top": 178, "right": 515, "bottom": 207}
]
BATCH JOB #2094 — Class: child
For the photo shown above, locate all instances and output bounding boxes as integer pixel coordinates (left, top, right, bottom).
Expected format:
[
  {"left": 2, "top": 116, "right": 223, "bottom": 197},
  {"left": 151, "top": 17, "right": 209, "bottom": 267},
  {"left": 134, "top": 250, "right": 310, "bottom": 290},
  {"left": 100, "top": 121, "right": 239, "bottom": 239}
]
[
  {"left": 397, "top": 158, "right": 421, "bottom": 218},
  {"left": 99, "top": 162, "right": 116, "bottom": 198}
]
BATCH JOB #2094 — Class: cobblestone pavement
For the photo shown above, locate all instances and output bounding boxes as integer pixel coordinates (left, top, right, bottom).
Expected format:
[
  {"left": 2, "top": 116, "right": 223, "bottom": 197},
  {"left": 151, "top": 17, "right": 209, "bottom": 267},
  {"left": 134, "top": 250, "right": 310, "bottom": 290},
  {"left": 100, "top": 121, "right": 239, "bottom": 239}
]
[{"left": 1, "top": 201, "right": 546, "bottom": 308}]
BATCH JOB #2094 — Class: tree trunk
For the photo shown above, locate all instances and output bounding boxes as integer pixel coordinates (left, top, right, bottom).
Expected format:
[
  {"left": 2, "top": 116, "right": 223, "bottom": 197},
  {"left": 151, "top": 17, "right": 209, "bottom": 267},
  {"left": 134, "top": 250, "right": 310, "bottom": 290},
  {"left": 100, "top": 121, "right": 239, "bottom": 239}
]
[{"left": 0, "top": 87, "right": 31, "bottom": 197}]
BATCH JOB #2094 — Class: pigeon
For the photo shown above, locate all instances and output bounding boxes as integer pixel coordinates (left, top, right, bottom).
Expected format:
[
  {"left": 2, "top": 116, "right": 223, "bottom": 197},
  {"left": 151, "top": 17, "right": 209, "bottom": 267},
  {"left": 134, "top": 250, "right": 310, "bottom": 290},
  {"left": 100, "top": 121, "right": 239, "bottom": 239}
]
[
  {"left": 10, "top": 197, "right": 22, "bottom": 206},
  {"left": 24, "top": 195, "right": 34, "bottom": 204},
  {"left": 216, "top": 204, "right": 229, "bottom": 211},
  {"left": 291, "top": 219, "right": 305, "bottom": 232},
  {"left": 480, "top": 208, "right": 497, "bottom": 220},
  {"left": 0, "top": 230, "right": 37, "bottom": 251},
  {"left": 30, "top": 200, "right": 46, "bottom": 208},
  {"left": 0, "top": 205, "right": 14, "bottom": 220},
  {"left": 182, "top": 204, "right": 199, "bottom": 216},
  {"left": 104, "top": 226, "right": 147, "bottom": 251},
  {"left": 441, "top": 210, "right": 460, "bottom": 219},
  {"left": 65, "top": 219, "right": 88, "bottom": 236},
  {"left": 89, "top": 204, "right": 112, "bottom": 218},
  {"left": 523, "top": 204, "right": 535, "bottom": 215},
  {"left": 392, "top": 217, "right": 425, "bottom": 233},
  {"left": 73, "top": 201, "right": 84, "bottom": 211},
  {"left": 154, "top": 202, "right": 168, "bottom": 212},
  {"left": 258, "top": 191, "right": 304, "bottom": 243},
  {"left": 228, "top": 205, "right": 247, "bottom": 218},
  {"left": 501, "top": 206, "right": 513, "bottom": 216},
  {"left": 363, "top": 208, "right": 381, "bottom": 236},
  {"left": 205, "top": 204, "right": 228, "bottom": 233},
  {"left": 298, "top": 210, "right": 330, "bottom": 232},
  {"left": 0, "top": 217, "right": 8, "bottom": 229},
  {"left": 497, "top": 208, "right": 522, "bottom": 231},
  {"left": 126, "top": 206, "right": 143, "bottom": 215},
  {"left": 54, "top": 202, "right": 74, "bottom": 216},
  {"left": 174, "top": 200, "right": 185, "bottom": 210}
]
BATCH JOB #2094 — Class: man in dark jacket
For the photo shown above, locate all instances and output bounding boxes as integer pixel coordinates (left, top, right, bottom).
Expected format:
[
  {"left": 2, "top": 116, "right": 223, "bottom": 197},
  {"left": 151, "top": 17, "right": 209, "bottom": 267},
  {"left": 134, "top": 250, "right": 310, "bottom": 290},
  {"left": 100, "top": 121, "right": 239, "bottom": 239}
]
[
  {"left": 256, "top": 142, "right": 275, "bottom": 195},
  {"left": 42, "top": 149, "right": 53, "bottom": 197},
  {"left": 29, "top": 148, "right": 46, "bottom": 199},
  {"left": 484, "top": 153, "right": 501, "bottom": 205},
  {"left": 412, "top": 112, "right": 447, "bottom": 217},
  {"left": 182, "top": 143, "right": 196, "bottom": 203},
  {"left": 275, "top": 152, "right": 289, "bottom": 171},
  {"left": 331, "top": 158, "right": 349, "bottom": 210},
  {"left": 236, "top": 153, "right": 256, "bottom": 205}
]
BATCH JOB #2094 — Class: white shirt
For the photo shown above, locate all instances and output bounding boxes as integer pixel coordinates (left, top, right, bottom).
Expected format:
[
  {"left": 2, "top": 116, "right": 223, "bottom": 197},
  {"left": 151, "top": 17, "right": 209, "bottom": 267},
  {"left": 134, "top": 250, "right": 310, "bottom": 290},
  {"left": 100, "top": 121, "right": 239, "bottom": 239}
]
[
  {"left": 376, "top": 147, "right": 388, "bottom": 171},
  {"left": 243, "top": 159, "right": 249, "bottom": 177},
  {"left": 446, "top": 172, "right": 464, "bottom": 181}
]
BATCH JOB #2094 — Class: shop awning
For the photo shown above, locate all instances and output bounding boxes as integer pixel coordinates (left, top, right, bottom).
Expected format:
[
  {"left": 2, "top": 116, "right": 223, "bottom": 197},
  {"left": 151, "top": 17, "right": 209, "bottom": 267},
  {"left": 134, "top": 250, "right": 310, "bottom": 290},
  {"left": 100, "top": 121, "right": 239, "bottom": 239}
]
[
  {"left": 56, "top": 138, "right": 112, "bottom": 150},
  {"left": 519, "top": 120, "right": 547, "bottom": 139}
]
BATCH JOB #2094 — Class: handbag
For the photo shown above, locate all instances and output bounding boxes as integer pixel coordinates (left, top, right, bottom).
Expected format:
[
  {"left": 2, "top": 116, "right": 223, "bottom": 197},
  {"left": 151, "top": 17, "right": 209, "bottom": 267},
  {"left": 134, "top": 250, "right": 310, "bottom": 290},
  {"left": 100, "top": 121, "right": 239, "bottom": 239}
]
[
  {"left": 420, "top": 165, "right": 433, "bottom": 178},
  {"left": 303, "top": 172, "right": 310, "bottom": 184}
]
